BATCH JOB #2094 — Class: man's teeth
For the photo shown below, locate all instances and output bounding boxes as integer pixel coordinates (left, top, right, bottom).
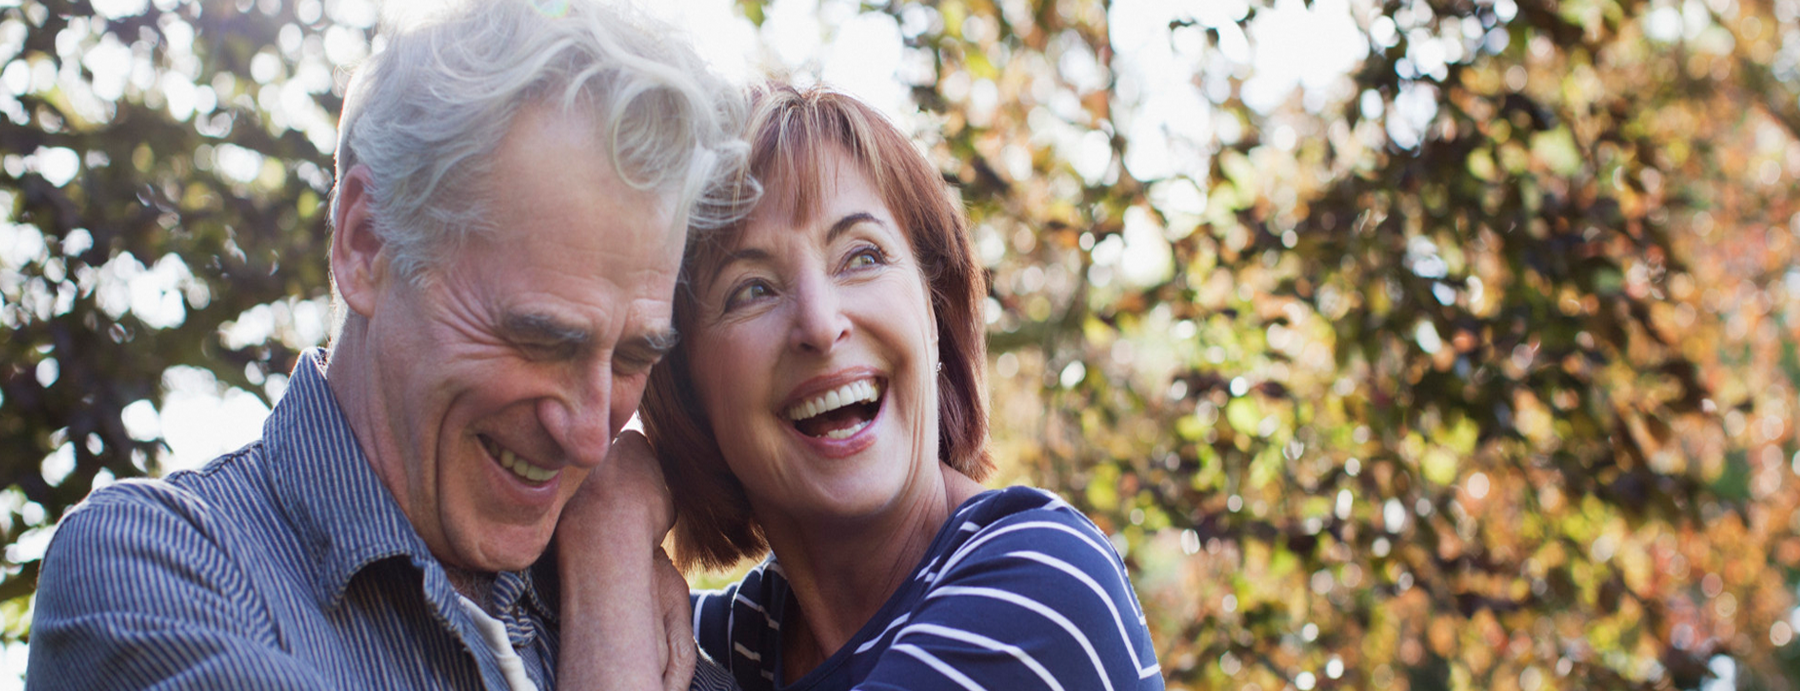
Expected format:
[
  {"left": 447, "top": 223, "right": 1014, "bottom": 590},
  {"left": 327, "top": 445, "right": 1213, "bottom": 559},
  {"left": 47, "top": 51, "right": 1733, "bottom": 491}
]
[
  {"left": 784, "top": 379, "right": 881, "bottom": 421},
  {"left": 496, "top": 446, "right": 555, "bottom": 483}
]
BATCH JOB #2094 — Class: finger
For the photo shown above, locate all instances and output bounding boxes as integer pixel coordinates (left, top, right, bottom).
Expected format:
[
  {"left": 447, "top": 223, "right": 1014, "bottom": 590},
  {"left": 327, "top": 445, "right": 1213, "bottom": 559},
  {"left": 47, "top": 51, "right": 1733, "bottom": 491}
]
[
  {"left": 658, "top": 549, "right": 697, "bottom": 691},
  {"left": 613, "top": 428, "right": 651, "bottom": 454},
  {"left": 665, "top": 615, "right": 697, "bottom": 691},
  {"left": 608, "top": 430, "right": 671, "bottom": 492}
]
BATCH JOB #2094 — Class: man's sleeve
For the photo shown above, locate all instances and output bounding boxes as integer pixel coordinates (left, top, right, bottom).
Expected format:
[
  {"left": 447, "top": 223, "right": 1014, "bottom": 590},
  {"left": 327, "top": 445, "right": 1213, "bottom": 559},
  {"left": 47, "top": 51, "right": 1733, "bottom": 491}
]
[
  {"left": 852, "top": 508, "right": 1165, "bottom": 691},
  {"left": 688, "top": 653, "right": 742, "bottom": 691},
  {"left": 26, "top": 483, "right": 328, "bottom": 691}
]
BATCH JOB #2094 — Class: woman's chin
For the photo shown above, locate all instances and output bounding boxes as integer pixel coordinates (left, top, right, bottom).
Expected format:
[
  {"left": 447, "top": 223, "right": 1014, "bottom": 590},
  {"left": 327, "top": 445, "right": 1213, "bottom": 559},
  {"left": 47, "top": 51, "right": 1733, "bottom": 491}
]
[{"left": 764, "top": 477, "right": 913, "bottom": 529}]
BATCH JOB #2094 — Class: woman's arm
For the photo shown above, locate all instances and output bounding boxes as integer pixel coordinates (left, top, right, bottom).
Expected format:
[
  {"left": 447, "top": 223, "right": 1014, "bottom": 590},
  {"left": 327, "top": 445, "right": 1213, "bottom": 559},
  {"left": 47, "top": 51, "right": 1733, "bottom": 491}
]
[
  {"left": 853, "top": 496, "right": 1165, "bottom": 691},
  {"left": 556, "top": 430, "right": 696, "bottom": 691}
]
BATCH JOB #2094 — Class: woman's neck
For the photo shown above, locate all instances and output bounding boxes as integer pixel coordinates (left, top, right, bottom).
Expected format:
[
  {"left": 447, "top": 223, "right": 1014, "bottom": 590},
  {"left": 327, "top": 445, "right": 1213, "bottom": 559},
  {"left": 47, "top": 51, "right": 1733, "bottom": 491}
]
[{"left": 766, "top": 464, "right": 986, "bottom": 684}]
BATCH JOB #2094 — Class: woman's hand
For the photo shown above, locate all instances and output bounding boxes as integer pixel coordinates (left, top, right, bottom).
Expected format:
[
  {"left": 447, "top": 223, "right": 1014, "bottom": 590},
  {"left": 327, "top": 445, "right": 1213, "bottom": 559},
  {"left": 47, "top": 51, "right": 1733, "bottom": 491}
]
[
  {"left": 654, "top": 545, "right": 698, "bottom": 691},
  {"left": 556, "top": 430, "right": 696, "bottom": 691},
  {"left": 562, "top": 430, "right": 676, "bottom": 545}
]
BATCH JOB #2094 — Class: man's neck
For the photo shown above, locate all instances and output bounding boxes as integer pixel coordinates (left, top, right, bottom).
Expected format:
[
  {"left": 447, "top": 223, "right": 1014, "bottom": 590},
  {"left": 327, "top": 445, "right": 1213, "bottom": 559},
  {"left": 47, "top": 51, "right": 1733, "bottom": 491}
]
[
  {"left": 327, "top": 329, "right": 499, "bottom": 613},
  {"left": 443, "top": 562, "right": 497, "bottom": 613},
  {"left": 321, "top": 327, "right": 406, "bottom": 514}
]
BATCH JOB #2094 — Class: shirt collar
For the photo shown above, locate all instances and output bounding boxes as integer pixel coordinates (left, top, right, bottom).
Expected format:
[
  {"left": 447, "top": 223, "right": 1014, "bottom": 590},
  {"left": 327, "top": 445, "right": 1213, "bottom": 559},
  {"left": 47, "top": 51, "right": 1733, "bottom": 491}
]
[
  {"left": 261, "top": 349, "right": 558, "bottom": 635},
  {"left": 263, "top": 349, "right": 431, "bottom": 611},
  {"left": 496, "top": 559, "right": 561, "bottom": 646}
]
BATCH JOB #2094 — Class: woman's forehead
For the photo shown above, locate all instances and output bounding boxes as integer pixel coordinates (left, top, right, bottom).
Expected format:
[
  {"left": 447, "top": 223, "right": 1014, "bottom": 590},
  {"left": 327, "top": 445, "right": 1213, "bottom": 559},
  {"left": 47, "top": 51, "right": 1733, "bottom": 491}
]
[{"left": 758, "top": 142, "right": 868, "bottom": 227}]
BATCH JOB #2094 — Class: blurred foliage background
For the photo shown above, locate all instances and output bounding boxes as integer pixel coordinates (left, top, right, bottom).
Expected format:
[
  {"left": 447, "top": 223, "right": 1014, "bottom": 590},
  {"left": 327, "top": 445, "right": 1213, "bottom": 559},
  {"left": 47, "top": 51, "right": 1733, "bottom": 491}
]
[{"left": 3, "top": 0, "right": 1799, "bottom": 688}]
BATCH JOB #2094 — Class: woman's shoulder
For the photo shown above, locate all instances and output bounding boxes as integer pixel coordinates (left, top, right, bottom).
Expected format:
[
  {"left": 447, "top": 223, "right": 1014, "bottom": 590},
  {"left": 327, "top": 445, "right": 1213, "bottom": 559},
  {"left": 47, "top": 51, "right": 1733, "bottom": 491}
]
[
  {"left": 923, "top": 485, "right": 1124, "bottom": 586},
  {"left": 691, "top": 554, "right": 789, "bottom": 690},
  {"left": 948, "top": 485, "right": 1111, "bottom": 546},
  {"left": 957, "top": 484, "right": 1062, "bottom": 513},
  {"left": 878, "top": 485, "right": 1165, "bottom": 690}
]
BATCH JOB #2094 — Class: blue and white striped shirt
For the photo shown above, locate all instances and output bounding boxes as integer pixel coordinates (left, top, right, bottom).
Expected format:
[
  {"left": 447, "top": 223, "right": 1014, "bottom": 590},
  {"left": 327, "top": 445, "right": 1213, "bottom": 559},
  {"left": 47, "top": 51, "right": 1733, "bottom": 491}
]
[
  {"left": 26, "top": 350, "right": 738, "bottom": 691},
  {"left": 691, "top": 486, "right": 1165, "bottom": 691}
]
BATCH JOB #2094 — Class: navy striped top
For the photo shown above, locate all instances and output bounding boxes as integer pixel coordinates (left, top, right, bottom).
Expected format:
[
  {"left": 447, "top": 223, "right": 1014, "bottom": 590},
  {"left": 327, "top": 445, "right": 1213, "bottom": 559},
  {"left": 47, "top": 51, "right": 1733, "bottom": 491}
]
[
  {"left": 26, "top": 350, "right": 739, "bottom": 691},
  {"left": 691, "top": 486, "right": 1165, "bottom": 691}
]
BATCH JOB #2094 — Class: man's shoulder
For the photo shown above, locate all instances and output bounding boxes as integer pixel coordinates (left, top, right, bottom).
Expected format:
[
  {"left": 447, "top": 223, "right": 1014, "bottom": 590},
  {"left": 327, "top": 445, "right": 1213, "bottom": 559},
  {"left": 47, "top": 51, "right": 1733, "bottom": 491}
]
[
  {"left": 74, "top": 442, "right": 269, "bottom": 518},
  {"left": 30, "top": 442, "right": 346, "bottom": 691},
  {"left": 52, "top": 442, "right": 279, "bottom": 560}
]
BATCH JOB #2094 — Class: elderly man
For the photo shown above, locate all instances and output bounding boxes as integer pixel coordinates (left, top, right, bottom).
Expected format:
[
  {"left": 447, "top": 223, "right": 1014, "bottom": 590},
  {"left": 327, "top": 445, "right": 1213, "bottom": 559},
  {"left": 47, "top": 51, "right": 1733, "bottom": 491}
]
[{"left": 26, "top": 1, "right": 745, "bottom": 689}]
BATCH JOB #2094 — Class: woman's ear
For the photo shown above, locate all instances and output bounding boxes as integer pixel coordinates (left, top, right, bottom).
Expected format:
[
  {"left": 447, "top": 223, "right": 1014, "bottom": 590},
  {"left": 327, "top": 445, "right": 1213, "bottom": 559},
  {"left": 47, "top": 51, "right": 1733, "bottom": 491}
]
[{"left": 331, "top": 164, "right": 387, "bottom": 318}]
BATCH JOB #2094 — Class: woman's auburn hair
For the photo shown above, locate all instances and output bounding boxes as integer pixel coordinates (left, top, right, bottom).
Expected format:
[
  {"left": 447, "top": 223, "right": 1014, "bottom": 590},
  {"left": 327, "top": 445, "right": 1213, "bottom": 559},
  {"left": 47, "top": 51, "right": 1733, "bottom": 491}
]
[{"left": 640, "top": 82, "right": 994, "bottom": 572}]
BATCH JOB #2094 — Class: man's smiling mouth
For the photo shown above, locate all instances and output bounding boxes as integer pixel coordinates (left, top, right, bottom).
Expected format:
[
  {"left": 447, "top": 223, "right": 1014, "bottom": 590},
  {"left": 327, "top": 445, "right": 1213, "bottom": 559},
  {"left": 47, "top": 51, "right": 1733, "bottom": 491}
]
[{"left": 478, "top": 435, "right": 557, "bottom": 483}]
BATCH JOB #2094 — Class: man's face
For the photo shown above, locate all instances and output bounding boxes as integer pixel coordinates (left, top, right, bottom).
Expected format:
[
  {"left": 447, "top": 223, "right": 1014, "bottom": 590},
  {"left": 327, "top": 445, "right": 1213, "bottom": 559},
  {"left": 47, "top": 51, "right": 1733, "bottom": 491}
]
[{"left": 360, "top": 103, "right": 683, "bottom": 573}]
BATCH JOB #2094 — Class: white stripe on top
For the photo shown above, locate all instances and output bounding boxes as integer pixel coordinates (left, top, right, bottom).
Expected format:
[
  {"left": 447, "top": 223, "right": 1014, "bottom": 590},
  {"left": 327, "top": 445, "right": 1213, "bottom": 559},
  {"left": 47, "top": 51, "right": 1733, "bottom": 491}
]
[
  {"left": 1005, "top": 550, "right": 1161, "bottom": 679},
  {"left": 894, "top": 622, "right": 1065, "bottom": 691},
  {"left": 936, "top": 520, "right": 1123, "bottom": 590},
  {"left": 855, "top": 613, "right": 913, "bottom": 654},
  {"left": 891, "top": 643, "right": 987, "bottom": 691},
  {"left": 927, "top": 585, "right": 1115, "bottom": 691},
  {"left": 692, "top": 591, "right": 709, "bottom": 640}
]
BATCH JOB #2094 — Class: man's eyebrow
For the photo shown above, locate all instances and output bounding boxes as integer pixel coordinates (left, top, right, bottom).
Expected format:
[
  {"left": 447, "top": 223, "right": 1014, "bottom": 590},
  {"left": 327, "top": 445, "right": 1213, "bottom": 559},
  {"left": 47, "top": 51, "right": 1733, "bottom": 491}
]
[
  {"left": 501, "top": 313, "right": 593, "bottom": 353},
  {"left": 619, "top": 327, "right": 681, "bottom": 362}
]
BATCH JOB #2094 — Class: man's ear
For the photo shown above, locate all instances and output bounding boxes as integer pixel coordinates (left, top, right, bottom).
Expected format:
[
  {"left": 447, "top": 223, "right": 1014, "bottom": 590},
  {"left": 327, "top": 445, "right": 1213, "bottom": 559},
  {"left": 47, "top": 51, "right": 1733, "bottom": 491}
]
[{"left": 331, "top": 164, "right": 387, "bottom": 319}]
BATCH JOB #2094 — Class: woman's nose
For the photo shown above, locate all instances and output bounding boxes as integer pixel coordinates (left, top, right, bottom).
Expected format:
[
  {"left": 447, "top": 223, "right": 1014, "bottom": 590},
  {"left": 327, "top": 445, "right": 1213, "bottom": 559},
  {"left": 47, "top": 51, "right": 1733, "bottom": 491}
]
[{"left": 788, "top": 274, "right": 851, "bottom": 354}]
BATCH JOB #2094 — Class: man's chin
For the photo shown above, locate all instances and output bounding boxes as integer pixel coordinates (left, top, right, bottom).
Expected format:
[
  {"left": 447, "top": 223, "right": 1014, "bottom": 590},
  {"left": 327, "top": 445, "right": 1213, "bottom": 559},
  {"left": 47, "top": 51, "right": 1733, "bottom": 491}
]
[{"left": 464, "top": 531, "right": 554, "bottom": 573}]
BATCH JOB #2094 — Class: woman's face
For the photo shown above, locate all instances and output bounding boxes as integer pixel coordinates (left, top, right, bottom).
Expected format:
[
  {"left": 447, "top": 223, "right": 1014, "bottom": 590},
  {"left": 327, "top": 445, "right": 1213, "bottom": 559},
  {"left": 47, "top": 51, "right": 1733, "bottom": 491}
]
[{"left": 684, "top": 148, "right": 942, "bottom": 529}]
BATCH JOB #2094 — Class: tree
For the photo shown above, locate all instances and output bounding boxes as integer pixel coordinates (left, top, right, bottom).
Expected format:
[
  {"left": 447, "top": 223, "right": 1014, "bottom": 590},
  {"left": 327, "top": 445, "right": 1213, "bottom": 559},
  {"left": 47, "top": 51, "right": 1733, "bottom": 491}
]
[
  {"left": 836, "top": 0, "right": 1800, "bottom": 687},
  {"left": 0, "top": 0, "right": 352, "bottom": 657}
]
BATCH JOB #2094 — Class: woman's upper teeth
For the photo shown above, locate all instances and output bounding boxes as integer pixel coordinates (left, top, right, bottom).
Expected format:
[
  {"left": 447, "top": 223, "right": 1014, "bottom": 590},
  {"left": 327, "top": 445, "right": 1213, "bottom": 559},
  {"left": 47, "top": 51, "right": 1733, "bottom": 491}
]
[{"left": 785, "top": 379, "right": 880, "bottom": 421}]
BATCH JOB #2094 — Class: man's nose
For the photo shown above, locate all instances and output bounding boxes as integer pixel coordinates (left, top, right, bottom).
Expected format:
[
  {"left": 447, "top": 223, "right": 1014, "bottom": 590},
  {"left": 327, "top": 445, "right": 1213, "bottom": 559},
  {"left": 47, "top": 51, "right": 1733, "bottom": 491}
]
[{"left": 539, "top": 360, "right": 614, "bottom": 469}]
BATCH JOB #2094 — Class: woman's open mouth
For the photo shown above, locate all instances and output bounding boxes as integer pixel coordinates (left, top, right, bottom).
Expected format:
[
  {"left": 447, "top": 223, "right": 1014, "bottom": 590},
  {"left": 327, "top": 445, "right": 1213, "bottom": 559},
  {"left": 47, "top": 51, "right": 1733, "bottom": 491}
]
[{"left": 782, "top": 378, "right": 884, "bottom": 439}]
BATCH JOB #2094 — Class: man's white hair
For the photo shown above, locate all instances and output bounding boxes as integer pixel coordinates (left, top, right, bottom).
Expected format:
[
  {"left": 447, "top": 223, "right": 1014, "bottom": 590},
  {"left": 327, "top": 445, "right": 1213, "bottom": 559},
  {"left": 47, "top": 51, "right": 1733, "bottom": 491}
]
[{"left": 327, "top": 0, "right": 751, "bottom": 341}]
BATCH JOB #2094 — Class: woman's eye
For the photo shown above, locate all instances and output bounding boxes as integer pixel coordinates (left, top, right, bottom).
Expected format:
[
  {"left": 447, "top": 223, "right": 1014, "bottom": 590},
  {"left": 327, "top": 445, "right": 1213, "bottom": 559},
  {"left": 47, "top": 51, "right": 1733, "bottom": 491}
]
[
  {"left": 847, "top": 246, "right": 886, "bottom": 269},
  {"left": 724, "top": 281, "right": 772, "bottom": 310}
]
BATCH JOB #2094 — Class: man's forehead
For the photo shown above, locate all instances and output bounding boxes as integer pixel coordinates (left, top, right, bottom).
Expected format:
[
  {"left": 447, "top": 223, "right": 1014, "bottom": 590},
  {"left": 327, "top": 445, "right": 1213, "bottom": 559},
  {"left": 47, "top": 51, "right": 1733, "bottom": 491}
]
[
  {"left": 496, "top": 103, "right": 685, "bottom": 237},
  {"left": 627, "top": 290, "right": 679, "bottom": 332},
  {"left": 461, "top": 240, "right": 675, "bottom": 344},
  {"left": 450, "top": 108, "right": 688, "bottom": 349}
]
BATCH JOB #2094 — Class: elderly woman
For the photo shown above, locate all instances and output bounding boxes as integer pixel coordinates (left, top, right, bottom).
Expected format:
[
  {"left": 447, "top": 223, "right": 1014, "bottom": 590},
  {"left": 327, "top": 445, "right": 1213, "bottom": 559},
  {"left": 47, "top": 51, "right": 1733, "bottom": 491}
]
[{"left": 575, "top": 83, "right": 1163, "bottom": 691}]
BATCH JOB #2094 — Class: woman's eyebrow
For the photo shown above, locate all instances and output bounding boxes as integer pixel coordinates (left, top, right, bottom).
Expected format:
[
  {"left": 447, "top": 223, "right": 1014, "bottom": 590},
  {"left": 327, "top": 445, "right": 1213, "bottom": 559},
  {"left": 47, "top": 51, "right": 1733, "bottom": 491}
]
[
  {"left": 707, "top": 247, "right": 773, "bottom": 285},
  {"left": 826, "top": 212, "right": 881, "bottom": 244},
  {"left": 706, "top": 211, "right": 884, "bottom": 285}
]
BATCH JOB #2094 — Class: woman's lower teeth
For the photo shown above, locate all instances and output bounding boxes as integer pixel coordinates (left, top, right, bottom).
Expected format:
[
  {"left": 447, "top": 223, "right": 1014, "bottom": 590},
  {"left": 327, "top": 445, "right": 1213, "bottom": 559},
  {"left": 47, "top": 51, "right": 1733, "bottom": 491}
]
[{"left": 822, "top": 420, "right": 869, "bottom": 439}]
